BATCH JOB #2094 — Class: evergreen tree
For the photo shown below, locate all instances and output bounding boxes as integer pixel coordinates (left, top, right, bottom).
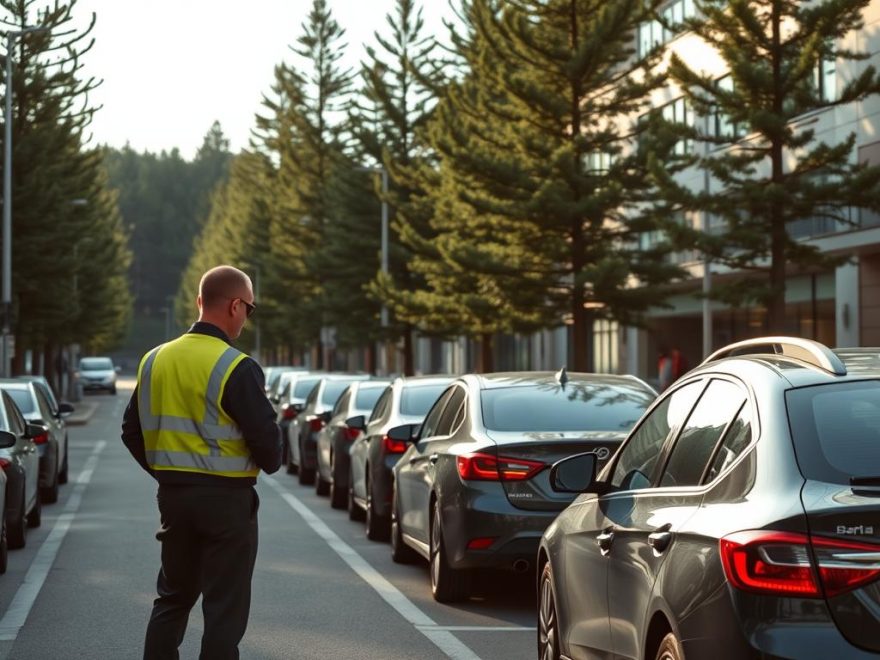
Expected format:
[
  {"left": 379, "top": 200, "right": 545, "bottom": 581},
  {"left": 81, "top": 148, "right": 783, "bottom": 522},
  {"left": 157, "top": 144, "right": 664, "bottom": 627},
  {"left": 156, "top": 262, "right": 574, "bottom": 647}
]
[{"left": 652, "top": 0, "right": 880, "bottom": 332}]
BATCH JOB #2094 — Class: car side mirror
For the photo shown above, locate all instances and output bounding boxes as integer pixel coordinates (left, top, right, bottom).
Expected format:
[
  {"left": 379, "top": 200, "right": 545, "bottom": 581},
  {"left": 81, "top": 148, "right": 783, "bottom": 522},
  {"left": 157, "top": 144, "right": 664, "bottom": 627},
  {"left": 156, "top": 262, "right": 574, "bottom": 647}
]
[
  {"left": 320, "top": 410, "right": 333, "bottom": 423},
  {"left": 549, "top": 452, "right": 600, "bottom": 494},
  {"left": 114, "top": 366, "right": 122, "bottom": 374},
  {"left": 387, "top": 423, "right": 419, "bottom": 444},
  {"left": 0, "top": 430, "right": 15, "bottom": 448},
  {"left": 25, "top": 423, "right": 47, "bottom": 439},
  {"left": 58, "top": 402, "right": 75, "bottom": 415},
  {"left": 271, "top": 395, "right": 280, "bottom": 404},
  {"left": 345, "top": 415, "right": 366, "bottom": 432},
  {"left": 292, "top": 403, "right": 305, "bottom": 413}
]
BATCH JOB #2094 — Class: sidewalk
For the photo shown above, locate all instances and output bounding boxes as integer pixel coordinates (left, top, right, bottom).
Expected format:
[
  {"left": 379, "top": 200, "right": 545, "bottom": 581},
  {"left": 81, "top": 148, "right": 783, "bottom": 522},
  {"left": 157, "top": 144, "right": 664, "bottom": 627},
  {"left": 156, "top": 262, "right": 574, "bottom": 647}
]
[{"left": 65, "top": 400, "right": 99, "bottom": 426}]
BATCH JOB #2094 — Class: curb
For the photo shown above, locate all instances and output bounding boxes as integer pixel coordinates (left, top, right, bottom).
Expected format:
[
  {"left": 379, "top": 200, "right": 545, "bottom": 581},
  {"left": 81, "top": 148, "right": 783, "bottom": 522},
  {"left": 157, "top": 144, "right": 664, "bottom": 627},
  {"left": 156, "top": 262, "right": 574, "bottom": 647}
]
[{"left": 66, "top": 401, "right": 99, "bottom": 426}]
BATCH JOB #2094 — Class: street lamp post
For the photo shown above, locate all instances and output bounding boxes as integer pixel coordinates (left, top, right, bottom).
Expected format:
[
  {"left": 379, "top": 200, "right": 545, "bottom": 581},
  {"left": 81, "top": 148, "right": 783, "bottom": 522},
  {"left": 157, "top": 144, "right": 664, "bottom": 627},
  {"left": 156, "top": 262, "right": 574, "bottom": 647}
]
[{"left": 2, "top": 26, "right": 49, "bottom": 377}]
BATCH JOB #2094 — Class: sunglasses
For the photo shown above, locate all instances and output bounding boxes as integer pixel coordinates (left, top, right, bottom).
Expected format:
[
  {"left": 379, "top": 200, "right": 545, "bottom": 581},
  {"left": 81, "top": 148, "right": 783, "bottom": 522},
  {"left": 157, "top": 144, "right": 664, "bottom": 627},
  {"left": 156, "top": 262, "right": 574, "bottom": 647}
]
[{"left": 234, "top": 298, "right": 256, "bottom": 318}]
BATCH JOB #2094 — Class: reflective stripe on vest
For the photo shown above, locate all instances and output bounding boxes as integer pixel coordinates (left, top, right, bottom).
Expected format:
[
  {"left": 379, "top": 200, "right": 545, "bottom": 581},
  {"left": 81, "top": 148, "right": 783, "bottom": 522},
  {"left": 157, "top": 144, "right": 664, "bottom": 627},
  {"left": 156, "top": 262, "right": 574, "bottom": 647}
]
[{"left": 138, "top": 335, "right": 258, "bottom": 477}]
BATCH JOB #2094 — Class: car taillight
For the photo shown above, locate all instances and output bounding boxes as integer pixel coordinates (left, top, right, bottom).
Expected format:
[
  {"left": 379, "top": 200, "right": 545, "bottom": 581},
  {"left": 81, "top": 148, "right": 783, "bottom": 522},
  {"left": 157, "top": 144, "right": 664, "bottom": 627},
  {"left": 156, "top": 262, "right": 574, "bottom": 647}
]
[
  {"left": 0, "top": 457, "right": 9, "bottom": 470},
  {"left": 32, "top": 432, "right": 49, "bottom": 445},
  {"left": 343, "top": 426, "right": 360, "bottom": 442},
  {"left": 282, "top": 406, "right": 298, "bottom": 420},
  {"left": 309, "top": 417, "right": 325, "bottom": 432},
  {"left": 720, "top": 530, "right": 880, "bottom": 598},
  {"left": 382, "top": 435, "right": 408, "bottom": 454},
  {"left": 456, "top": 452, "right": 544, "bottom": 482}
]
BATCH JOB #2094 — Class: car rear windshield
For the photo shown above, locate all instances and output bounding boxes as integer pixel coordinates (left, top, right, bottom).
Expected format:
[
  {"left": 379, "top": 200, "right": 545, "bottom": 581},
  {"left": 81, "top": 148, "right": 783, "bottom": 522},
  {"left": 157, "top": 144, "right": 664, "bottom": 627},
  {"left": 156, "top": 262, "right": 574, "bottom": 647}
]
[
  {"left": 355, "top": 386, "right": 384, "bottom": 411},
  {"left": 786, "top": 380, "right": 880, "bottom": 484},
  {"left": 321, "top": 380, "right": 356, "bottom": 405},
  {"left": 5, "top": 389, "right": 34, "bottom": 414},
  {"left": 400, "top": 384, "right": 448, "bottom": 416},
  {"left": 481, "top": 383, "right": 654, "bottom": 433},
  {"left": 293, "top": 378, "right": 321, "bottom": 398},
  {"left": 81, "top": 358, "right": 113, "bottom": 371}
]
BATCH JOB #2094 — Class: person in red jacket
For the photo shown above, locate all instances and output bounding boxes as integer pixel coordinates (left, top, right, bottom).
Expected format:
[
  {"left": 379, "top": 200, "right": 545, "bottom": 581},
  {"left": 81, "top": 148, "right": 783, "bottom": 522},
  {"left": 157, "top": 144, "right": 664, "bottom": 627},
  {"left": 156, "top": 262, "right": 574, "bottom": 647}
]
[{"left": 658, "top": 345, "right": 688, "bottom": 392}]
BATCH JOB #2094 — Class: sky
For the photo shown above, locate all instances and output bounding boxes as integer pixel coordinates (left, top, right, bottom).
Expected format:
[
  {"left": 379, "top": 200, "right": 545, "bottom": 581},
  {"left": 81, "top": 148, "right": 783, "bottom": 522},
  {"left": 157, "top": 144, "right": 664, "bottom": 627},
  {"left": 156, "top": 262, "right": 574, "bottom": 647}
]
[{"left": 72, "top": 0, "right": 455, "bottom": 159}]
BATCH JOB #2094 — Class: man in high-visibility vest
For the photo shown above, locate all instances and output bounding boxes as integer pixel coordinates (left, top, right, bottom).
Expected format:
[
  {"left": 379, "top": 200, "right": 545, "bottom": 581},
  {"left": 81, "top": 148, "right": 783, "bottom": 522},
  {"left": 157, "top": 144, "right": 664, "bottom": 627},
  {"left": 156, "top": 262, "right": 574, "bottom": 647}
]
[{"left": 121, "top": 265, "right": 281, "bottom": 660}]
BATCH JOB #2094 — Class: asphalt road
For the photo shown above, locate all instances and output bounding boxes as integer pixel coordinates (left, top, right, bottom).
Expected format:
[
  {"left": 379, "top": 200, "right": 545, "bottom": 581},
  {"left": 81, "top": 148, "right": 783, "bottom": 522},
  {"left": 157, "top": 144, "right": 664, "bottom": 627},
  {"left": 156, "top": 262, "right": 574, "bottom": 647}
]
[{"left": 0, "top": 380, "right": 537, "bottom": 659}]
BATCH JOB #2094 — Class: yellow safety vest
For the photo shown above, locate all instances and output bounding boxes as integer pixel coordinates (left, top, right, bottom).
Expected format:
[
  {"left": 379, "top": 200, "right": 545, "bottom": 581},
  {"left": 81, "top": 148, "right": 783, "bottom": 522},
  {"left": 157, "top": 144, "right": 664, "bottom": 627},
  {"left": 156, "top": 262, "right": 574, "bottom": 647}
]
[{"left": 137, "top": 333, "right": 259, "bottom": 478}]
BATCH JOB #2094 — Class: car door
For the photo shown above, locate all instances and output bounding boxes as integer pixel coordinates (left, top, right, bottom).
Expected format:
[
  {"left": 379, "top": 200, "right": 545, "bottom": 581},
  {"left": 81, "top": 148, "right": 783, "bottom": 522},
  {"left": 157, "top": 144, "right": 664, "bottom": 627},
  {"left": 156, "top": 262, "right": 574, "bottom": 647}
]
[
  {"left": 606, "top": 378, "right": 748, "bottom": 660},
  {"left": 34, "top": 387, "right": 62, "bottom": 472},
  {"left": 563, "top": 380, "right": 704, "bottom": 660},
  {"left": 352, "top": 387, "right": 391, "bottom": 503},
  {"left": 397, "top": 387, "right": 457, "bottom": 544},
  {"left": 3, "top": 394, "right": 37, "bottom": 513}
]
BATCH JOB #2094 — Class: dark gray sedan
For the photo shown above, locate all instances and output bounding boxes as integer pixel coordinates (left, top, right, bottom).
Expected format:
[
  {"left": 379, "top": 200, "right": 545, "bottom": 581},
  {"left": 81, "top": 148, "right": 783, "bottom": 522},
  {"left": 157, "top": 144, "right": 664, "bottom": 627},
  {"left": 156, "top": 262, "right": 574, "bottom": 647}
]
[{"left": 389, "top": 371, "right": 655, "bottom": 602}]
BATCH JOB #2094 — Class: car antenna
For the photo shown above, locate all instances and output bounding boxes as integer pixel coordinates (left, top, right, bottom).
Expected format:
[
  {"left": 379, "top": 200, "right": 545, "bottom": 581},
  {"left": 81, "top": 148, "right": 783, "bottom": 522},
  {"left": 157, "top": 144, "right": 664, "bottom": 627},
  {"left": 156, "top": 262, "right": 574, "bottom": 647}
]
[{"left": 555, "top": 366, "right": 568, "bottom": 389}]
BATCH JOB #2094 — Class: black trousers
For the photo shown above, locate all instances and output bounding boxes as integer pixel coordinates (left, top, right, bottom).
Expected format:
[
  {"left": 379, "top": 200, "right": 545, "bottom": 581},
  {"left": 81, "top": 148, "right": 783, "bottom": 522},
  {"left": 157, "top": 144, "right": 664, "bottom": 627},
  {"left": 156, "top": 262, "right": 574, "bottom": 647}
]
[{"left": 143, "top": 484, "right": 259, "bottom": 660}]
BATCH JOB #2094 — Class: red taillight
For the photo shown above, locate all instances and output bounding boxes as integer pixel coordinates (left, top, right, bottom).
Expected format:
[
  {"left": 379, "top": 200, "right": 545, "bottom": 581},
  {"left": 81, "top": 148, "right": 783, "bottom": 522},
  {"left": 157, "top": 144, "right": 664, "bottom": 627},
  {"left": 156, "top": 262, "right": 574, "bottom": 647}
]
[
  {"left": 343, "top": 426, "right": 360, "bottom": 442},
  {"left": 0, "top": 457, "right": 9, "bottom": 470},
  {"left": 720, "top": 530, "right": 880, "bottom": 598},
  {"left": 32, "top": 432, "right": 48, "bottom": 445},
  {"left": 382, "top": 435, "right": 408, "bottom": 454},
  {"left": 282, "top": 405, "right": 298, "bottom": 420},
  {"left": 456, "top": 452, "right": 545, "bottom": 482},
  {"left": 466, "top": 537, "right": 497, "bottom": 550},
  {"left": 309, "top": 417, "right": 325, "bottom": 432}
]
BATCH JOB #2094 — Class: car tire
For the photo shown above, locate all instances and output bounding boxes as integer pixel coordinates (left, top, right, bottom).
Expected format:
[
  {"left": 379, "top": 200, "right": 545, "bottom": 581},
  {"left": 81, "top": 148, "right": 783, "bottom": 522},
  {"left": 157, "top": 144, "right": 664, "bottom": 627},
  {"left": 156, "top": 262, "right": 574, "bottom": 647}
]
[
  {"left": 365, "top": 485, "right": 390, "bottom": 542},
  {"left": 58, "top": 440, "right": 69, "bottom": 485},
  {"left": 656, "top": 632, "right": 684, "bottom": 660},
  {"left": 298, "top": 439, "right": 315, "bottom": 485},
  {"left": 329, "top": 462, "right": 347, "bottom": 510},
  {"left": 348, "top": 485, "right": 365, "bottom": 522},
  {"left": 27, "top": 490, "right": 41, "bottom": 529},
  {"left": 315, "top": 469, "right": 330, "bottom": 496},
  {"left": 390, "top": 484, "right": 416, "bottom": 564},
  {"left": 8, "top": 484, "right": 26, "bottom": 549},
  {"left": 538, "top": 562, "right": 561, "bottom": 660},
  {"left": 286, "top": 440, "right": 298, "bottom": 475},
  {"left": 110, "top": 386, "right": 117, "bottom": 395},
  {"left": 0, "top": 518, "right": 7, "bottom": 575},
  {"left": 41, "top": 449, "right": 60, "bottom": 504},
  {"left": 430, "top": 503, "right": 470, "bottom": 603}
]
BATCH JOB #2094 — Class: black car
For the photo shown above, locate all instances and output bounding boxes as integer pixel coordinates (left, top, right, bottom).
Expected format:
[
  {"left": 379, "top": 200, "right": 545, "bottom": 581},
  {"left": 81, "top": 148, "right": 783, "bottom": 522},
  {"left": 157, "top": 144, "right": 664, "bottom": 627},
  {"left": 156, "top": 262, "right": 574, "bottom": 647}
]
[
  {"left": 348, "top": 376, "right": 454, "bottom": 540},
  {"left": 289, "top": 374, "right": 370, "bottom": 485},
  {"left": 314, "top": 380, "right": 389, "bottom": 507},
  {"left": 274, "top": 372, "right": 323, "bottom": 467},
  {"left": 390, "top": 370, "right": 656, "bottom": 602},
  {"left": 539, "top": 337, "right": 880, "bottom": 660}
]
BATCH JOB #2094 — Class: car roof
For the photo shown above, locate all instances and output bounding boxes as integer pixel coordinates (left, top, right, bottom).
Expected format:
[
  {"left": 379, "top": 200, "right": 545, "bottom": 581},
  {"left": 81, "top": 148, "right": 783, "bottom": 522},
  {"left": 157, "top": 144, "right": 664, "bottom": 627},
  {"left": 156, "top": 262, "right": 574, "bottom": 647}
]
[
  {"left": 459, "top": 371, "right": 655, "bottom": 392},
  {"left": 392, "top": 375, "right": 456, "bottom": 389}
]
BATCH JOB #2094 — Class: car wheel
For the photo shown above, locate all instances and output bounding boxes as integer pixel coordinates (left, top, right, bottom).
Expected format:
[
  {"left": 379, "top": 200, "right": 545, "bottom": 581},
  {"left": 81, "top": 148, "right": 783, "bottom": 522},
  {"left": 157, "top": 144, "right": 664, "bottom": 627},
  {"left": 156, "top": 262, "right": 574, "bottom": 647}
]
[
  {"left": 348, "top": 485, "right": 365, "bottom": 522},
  {"left": 110, "top": 386, "right": 117, "bottom": 395},
  {"left": 0, "top": 518, "right": 7, "bottom": 575},
  {"left": 329, "top": 461, "right": 347, "bottom": 509},
  {"left": 58, "top": 440, "right": 69, "bottom": 485},
  {"left": 27, "top": 490, "right": 41, "bottom": 528},
  {"left": 390, "top": 484, "right": 416, "bottom": 564},
  {"left": 430, "top": 503, "right": 470, "bottom": 603},
  {"left": 365, "top": 484, "right": 390, "bottom": 542},
  {"left": 656, "top": 632, "right": 684, "bottom": 660},
  {"left": 298, "top": 439, "right": 315, "bottom": 485},
  {"left": 41, "top": 449, "right": 60, "bottom": 504},
  {"left": 286, "top": 439, "right": 298, "bottom": 475},
  {"left": 315, "top": 469, "right": 330, "bottom": 496},
  {"left": 8, "top": 484, "right": 26, "bottom": 549},
  {"left": 538, "top": 562, "right": 561, "bottom": 660}
]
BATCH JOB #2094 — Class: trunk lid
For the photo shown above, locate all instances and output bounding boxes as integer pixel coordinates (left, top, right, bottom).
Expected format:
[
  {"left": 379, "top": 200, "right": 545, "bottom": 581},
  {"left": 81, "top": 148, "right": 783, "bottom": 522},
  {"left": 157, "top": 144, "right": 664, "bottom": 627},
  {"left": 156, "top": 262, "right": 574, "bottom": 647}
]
[{"left": 485, "top": 430, "right": 627, "bottom": 511}]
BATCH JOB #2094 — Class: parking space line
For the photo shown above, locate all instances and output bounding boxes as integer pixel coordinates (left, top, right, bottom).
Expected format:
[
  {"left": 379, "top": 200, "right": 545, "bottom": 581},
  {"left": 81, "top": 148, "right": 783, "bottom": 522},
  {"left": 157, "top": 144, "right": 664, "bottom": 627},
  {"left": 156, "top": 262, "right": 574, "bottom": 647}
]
[
  {"left": 263, "top": 475, "right": 482, "bottom": 660},
  {"left": 417, "top": 626, "right": 536, "bottom": 632},
  {"left": 0, "top": 441, "right": 106, "bottom": 641}
]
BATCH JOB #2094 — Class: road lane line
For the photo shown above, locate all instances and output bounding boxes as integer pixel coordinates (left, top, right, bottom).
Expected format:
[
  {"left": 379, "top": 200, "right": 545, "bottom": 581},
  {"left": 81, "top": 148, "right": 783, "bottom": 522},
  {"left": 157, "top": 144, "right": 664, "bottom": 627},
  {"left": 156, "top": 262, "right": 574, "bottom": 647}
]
[
  {"left": 0, "top": 440, "right": 106, "bottom": 641},
  {"left": 417, "top": 626, "right": 536, "bottom": 632},
  {"left": 263, "top": 475, "right": 481, "bottom": 660}
]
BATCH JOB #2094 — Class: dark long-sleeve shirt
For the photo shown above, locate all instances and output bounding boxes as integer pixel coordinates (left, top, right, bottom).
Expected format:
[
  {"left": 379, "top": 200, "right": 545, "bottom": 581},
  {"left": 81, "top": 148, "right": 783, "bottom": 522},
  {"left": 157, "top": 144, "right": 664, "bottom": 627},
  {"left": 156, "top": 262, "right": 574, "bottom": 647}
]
[{"left": 121, "top": 321, "right": 282, "bottom": 487}]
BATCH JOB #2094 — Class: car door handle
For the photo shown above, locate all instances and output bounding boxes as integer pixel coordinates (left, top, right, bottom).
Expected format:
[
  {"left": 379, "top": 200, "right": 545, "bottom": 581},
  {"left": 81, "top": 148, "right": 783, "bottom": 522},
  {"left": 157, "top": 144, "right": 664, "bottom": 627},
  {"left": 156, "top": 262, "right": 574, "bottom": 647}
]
[
  {"left": 597, "top": 529, "right": 615, "bottom": 554},
  {"left": 429, "top": 454, "right": 439, "bottom": 464},
  {"left": 648, "top": 530, "right": 673, "bottom": 554}
]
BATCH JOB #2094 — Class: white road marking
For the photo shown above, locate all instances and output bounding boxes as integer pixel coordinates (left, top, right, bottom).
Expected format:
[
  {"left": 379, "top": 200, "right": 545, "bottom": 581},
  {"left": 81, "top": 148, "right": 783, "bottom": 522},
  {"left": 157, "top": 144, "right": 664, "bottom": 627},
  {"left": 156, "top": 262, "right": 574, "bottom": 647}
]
[
  {"left": 0, "top": 441, "right": 107, "bottom": 641},
  {"left": 264, "top": 475, "right": 482, "bottom": 660},
  {"left": 417, "top": 626, "right": 536, "bottom": 632}
]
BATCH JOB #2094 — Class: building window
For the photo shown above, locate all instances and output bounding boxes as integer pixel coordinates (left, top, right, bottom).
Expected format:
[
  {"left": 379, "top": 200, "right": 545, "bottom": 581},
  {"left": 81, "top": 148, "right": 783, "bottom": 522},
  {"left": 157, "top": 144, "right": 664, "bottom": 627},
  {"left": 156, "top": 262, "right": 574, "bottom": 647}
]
[
  {"left": 585, "top": 151, "right": 614, "bottom": 175},
  {"left": 814, "top": 54, "right": 836, "bottom": 103},
  {"left": 638, "top": 0, "right": 696, "bottom": 57},
  {"left": 593, "top": 319, "right": 619, "bottom": 374},
  {"left": 714, "top": 75, "right": 746, "bottom": 141},
  {"left": 661, "top": 97, "right": 695, "bottom": 155}
]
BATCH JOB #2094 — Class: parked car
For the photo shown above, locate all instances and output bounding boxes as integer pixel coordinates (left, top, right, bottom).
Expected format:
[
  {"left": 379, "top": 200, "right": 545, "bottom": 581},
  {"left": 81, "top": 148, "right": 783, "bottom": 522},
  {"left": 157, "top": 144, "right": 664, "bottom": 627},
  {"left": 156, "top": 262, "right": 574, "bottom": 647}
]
[
  {"left": 16, "top": 375, "right": 60, "bottom": 412},
  {"left": 314, "top": 379, "right": 389, "bottom": 507},
  {"left": 389, "top": 370, "right": 656, "bottom": 602},
  {"left": 288, "top": 374, "right": 371, "bottom": 485},
  {"left": 0, "top": 460, "right": 7, "bottom": 572},
  {"left": 275, "top": 372, "right": 324, "bottom": 466},
  {"left": 0, "top": 380, "right": 72, "bottom": 503},
  {"left": 0, "top": 390, "right": 44, "bottom": 550},
  {"left": 78, "top": 356, "right": 119, "bottom": 394},
  {"left": 348, "top": 376, "right": 454, "bottom": 540},
  {"left": 538, "top": 337, "right": 880, "bottom": 660},
  {"left": 264, "top": 365, "right": 300, "bottom": 396}
]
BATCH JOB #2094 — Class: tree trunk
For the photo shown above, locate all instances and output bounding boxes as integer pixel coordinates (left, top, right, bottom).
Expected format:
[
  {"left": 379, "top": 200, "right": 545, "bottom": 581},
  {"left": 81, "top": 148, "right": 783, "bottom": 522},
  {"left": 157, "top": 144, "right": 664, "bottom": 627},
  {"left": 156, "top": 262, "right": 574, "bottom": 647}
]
[
  {"left": 402, "top": 325, "right": 414, "bottom": 376},
  {"left": 767, "top": 0, "right": 787, "bottom": 334},
  {"left": 478, "top": 333, "right": 494, "bottom": 373}
]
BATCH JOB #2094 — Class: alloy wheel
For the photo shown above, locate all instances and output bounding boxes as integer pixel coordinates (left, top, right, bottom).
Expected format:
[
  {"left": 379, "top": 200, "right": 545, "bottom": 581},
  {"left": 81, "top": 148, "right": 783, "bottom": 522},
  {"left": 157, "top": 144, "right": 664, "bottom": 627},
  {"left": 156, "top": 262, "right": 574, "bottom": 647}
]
[{"left": 538, "top": 564, "right": 559, "bottom": 660}]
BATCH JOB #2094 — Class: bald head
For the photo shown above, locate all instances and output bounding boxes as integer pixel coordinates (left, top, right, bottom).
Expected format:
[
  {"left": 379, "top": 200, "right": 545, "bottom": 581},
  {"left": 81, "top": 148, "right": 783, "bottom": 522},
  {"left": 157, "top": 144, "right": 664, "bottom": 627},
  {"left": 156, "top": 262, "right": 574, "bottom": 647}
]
[{"left": 198, "top": 266, "right": 252, "bottom": 311}]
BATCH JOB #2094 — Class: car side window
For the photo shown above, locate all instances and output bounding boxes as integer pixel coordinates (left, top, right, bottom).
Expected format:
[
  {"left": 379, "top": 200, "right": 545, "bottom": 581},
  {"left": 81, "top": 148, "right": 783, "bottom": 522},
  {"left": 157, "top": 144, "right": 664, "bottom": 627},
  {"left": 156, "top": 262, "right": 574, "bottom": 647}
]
[
  {"left": 704, "top": 405, "right": 753, "bottom": 483},
  {"left": 610, "top": 381, "right": 703, "bottom": 491},
  {"left": 333, "top": 391, "right": 351, "bottom": 417},
  {"left": 35, "top": 383, "right": 58, "bottom": 414},
  {"left": 420, "top": 388, "right": 456, "bottom": 439},
  {"left": 35, "top": 389, "right": 53, "bottom": 421},
  {"left": 434, "top": 387, "right": 466, "bottom": 437},
  {"left": 3, "top": 394, "right": 24, "bottom": 436},
  {"left": 305, "top": 385, "right": 319, "bottom": 407},
  {"left": 660, "top": 379, "right": 747, "bottom": 488},
  {"left": 369, "top": 389, "right": 391, "bottom": 423}
]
